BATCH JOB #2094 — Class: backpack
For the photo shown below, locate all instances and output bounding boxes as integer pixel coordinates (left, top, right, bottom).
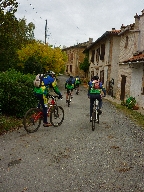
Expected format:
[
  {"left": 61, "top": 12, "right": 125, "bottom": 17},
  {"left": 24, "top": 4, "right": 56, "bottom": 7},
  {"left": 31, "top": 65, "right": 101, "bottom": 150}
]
[
  {"left": 75, "top": 77, "right": 80, "bottom": 84},
  {"left": 33, "top": 74, "right": 42, "bottom": 88},
  {"left": 92, "top": 80, "right": 101, "bottom": 89},
  {"left": 34, "top": 74, "right": 54, "bottom": 88},
  {"left": 67, "top": 78, "right": 73, "bottom": 85}
]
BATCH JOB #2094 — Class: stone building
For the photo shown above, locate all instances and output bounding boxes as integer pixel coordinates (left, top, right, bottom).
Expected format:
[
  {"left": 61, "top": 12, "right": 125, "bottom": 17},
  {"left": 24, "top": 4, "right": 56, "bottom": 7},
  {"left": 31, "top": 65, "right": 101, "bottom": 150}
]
[
  {"left": 117, "top": 10, "right": 144, "bottom": 107},
  {"left": 83, "top": 29, "right": 121, "bottom": 96},
  {"left": 62, "top": 38, "right": 93, "bottom": 77}
]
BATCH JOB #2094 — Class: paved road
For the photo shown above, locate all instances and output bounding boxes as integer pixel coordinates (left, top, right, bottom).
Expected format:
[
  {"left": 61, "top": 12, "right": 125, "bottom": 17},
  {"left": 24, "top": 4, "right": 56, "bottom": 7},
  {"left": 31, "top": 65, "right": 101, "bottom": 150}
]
[{"left": 0, "top": 75, "right": 144, "bottom": 192}]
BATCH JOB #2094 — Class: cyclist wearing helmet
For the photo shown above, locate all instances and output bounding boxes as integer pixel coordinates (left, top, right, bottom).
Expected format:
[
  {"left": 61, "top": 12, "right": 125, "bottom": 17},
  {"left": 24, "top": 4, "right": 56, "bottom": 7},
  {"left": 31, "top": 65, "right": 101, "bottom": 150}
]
[
  {"left": 74, "top": 75, "right": 81, "bottom": 94},
  {"left": 34, "top": 71, "right": 63, "bottom": 127},
  {"left": 88, "top": 75, "right": 106, "bottom": 122},
  {"left": 46, "top": 70, "right": 55, "bottom": 77},
  {"left": 65, "top": 75, "right": 75, "bottom": 102}
]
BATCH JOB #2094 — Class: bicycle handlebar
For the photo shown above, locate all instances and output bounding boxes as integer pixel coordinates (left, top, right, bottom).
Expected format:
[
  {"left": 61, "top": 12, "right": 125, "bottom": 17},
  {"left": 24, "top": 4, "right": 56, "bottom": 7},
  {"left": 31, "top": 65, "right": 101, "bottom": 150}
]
[{"left": 47, "top": 94, "right": 59, "bottom": 99}]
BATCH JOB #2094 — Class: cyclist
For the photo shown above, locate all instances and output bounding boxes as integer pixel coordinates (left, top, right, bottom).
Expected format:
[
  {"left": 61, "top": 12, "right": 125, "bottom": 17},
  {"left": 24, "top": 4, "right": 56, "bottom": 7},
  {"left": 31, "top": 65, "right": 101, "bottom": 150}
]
[
  {"left": 34, "top": 71, "right": 63, "bottom": 127},
  {"left": 65, "top": 75, "right": 75, "bottom": 102},
  {"left": 75, "top": 75, "right": 81, "bottom": 94},
  {"left": 88, "top": 75, "right": 106, "bottom": 122}
]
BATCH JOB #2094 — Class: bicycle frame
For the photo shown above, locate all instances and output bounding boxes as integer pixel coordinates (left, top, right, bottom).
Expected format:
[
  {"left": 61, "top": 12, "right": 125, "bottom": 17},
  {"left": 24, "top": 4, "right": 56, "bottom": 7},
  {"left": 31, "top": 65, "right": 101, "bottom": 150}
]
[
  {"left": 36, "top": 95, "right": 57, "bottom": 118},
  {"left": 95, "top": 99, "right": 99, "bottom": 122},
  {"left": 23, "top": 94, "right": 64, "bottom": 133},
  {"left": 32, "top": 110, "right": 43, "bottom": 122},
  {"left": 92, "top": 98, "right": 100, "bottom": 131},
  {"left": 67, "top": 90, "right": 72, "bottom": 107},
  {"left": 75, "top": 85, "right": 79, "bottom": 95}
]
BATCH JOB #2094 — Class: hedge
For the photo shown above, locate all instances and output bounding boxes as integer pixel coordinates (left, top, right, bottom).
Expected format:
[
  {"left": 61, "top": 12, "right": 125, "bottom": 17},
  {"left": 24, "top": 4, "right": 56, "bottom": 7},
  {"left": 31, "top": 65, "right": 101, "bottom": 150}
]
[{"left": 0, "top": 69, "right": 37, "bottom": 118}]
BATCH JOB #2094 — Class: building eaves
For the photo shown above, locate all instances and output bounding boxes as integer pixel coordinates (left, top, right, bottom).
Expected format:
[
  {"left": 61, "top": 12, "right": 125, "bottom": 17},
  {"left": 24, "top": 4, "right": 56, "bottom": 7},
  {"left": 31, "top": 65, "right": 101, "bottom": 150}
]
[
  {"left": 62, "top": 41, "right": 90, "bottom": 51},
  {"left": 83, "top": 30, "right": 120, "bottom": 53},
  {"left": 118, "top": 23, "right": 136, "bottom": 35}
]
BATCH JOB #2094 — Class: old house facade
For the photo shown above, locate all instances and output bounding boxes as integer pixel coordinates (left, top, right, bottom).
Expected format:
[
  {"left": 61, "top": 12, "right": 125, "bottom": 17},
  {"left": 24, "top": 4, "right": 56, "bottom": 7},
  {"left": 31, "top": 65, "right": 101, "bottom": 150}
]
[
  {"left": 84, "top": 29, "right": 121, "bottom": 96},
  {"left": 116, "top": 10, "right": 144, "bottom": 107},
  {"left": 62, "top": 38, "right": 93, "bottom": 77}
]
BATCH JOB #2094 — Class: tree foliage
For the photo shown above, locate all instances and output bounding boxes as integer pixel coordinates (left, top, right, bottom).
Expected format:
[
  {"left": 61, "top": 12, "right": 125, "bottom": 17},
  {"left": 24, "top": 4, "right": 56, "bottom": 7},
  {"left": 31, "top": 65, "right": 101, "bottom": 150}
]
[
  {"left": 79, "top": 54, "right": 90, "bottom": 74},
  {"left": 0, "top": 0, "right": 67, "bottom": 75},
  {"left": 17, "top": 42, "right": 68, "bottom": 74},
  {"left": 0, "top": 0, "right": 18, "bottom": 14},
  {"left": 0, "top": 69, "right": 37, "bottom": 118},
  {"left": 0, "top": 0, "right": 35, "bottom": 72}
]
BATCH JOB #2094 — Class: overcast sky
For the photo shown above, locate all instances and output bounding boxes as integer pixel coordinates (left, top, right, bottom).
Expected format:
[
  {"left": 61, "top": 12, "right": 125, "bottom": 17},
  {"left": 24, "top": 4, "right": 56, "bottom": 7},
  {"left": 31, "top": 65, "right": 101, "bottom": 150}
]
[{"left": 15, "top": 0, "right": 144, "bottom": 48}]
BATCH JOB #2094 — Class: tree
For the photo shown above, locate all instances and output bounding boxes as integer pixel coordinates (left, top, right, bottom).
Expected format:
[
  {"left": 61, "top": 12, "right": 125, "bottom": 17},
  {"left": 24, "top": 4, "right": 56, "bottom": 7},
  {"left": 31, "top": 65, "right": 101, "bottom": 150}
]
[
  {"left": 0, "top": 0, "right": 35, "bottom": 71},
  {"left": 0, "top": 0, "right": 18, "bottom": 14},
  {"left": 79, "top": 54, "right": 90, "bottom": 77},
  {"left": 17, "top": 42, "right": 68, "bottom": 74}
]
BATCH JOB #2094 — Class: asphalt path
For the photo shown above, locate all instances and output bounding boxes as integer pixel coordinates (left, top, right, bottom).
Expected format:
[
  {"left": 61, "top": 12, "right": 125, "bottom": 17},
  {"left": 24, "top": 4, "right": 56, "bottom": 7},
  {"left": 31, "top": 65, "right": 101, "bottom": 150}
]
[{"left": 0, "top": 75, "right": 144, "bottom": 192}]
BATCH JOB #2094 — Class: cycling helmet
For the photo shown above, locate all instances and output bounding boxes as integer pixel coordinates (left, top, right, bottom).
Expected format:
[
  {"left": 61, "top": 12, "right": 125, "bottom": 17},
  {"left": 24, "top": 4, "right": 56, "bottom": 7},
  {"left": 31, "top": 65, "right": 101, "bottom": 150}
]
[{"left": 46, "top": 70, "right": 55, "bottom": 77}]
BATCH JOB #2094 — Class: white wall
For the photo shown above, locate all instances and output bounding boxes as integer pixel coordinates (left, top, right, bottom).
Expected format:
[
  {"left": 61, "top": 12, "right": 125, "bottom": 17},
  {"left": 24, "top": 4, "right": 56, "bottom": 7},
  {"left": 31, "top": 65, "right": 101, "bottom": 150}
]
[{"left": 130, "top": 64, "right": 143, "bottom": 106}]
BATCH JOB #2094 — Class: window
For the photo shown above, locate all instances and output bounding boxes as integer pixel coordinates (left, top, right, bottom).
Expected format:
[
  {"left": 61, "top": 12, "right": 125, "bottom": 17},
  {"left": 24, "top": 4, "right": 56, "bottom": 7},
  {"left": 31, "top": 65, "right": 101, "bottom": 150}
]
[
  {"left": 66, "top": 65, "right": 68, "bottom": 72},
  {"left": 91, "top": 50, "right": 95, "bottom": 63},
  {"left": 96, "top": 48, "right": 100, "bottom": 63},
  {"left": 70, "top": 53, "right": 73, "bottom": 61},
  {"left": 100, "top": 44, "right": 105, "bottom": 60},
  {"left": 142, "top": 69, "right": 144, "bottom": 94},
  {"left": 70, "top": 65, "right": 72, "bottom": 72}
]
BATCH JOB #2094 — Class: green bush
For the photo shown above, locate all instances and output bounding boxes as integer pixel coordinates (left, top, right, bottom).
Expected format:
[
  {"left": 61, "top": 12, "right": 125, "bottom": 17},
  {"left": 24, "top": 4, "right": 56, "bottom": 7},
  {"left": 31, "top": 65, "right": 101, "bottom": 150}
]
[
  {"left": 0, "top": 69, "right": 37, "bottom": 118},
  {"left": 125, "top": 96, "right": 136, "bottom": 109}
]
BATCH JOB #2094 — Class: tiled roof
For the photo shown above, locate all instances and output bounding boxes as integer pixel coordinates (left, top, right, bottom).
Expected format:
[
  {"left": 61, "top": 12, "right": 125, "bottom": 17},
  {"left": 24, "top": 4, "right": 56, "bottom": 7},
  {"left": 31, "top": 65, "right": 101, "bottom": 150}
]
[
  {"left": 106, "top": 30, "right": 121, "bottom": 34},
  {"left": 123, "top": 53, "right": 144, "bottom": 63},
  {"left": 83, "top": 29, "right": 121, "bottom": 53}
]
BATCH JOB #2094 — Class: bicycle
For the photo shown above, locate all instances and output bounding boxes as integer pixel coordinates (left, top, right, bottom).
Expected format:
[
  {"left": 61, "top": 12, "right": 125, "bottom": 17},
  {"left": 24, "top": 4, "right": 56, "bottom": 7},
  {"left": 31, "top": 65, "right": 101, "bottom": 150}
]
[
  {"left": 67, "top": 89, "right": 73, "bottom": 107},
  {"left": 23, "top": 95, "right": 64, "bottom": 133},
  {"left": 91, "top": 98, "right": 100, "bottom": 131},
  {"left": 75, "top": 85, "right": 79, "bottom": 95}
]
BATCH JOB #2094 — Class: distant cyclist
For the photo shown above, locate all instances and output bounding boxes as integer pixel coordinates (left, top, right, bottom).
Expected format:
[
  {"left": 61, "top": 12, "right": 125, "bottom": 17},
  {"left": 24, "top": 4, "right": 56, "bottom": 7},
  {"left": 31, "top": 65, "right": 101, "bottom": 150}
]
[
  {"left": 65, "top": 75, "right": 75, "bottom": 102},
  {"left": 88, "top": 75, "right": 106, "bottom": 122},
  {"left": 75, "top": 75, "right": 81, "bottom": 94}
]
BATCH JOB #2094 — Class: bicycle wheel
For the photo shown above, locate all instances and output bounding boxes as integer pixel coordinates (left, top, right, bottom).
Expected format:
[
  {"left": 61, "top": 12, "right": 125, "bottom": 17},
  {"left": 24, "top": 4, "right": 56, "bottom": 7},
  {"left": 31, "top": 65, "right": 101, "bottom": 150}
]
[
  {"left": 23, "top": 108, "right": 42, "bottom": 133},
  {"left": 95, "top": 110, "right": 100, "bottom": 124},
  {"left": 50, "top": 106, "right": 64, "bottom": 127},
  {"left": 92, "top": 110, "right": 96, "bottom": 131},
  {"left": 68, "top": 93, "right": 71, "bottom": 107}
]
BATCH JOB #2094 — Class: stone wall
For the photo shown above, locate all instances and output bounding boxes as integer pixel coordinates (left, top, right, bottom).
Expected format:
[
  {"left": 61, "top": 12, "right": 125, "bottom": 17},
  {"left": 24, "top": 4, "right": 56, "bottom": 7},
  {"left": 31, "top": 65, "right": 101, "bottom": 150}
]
[{"left": 119, "top": 32, "right": 138, "bottom": 63}]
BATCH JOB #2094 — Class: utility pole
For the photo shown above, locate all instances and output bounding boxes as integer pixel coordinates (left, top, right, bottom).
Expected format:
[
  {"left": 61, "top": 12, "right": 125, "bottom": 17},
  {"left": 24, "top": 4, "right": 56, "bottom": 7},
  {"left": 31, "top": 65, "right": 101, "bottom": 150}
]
[{"left": 45, "top": 19, "right": 47, "bottom": 44}]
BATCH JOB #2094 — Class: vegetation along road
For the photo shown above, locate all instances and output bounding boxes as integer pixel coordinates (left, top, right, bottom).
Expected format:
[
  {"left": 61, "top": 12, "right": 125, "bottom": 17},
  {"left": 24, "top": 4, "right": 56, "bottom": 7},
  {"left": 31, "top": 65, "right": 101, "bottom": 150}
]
[{"left": 0, "top": 75, "right": 144, "bottom": 192}]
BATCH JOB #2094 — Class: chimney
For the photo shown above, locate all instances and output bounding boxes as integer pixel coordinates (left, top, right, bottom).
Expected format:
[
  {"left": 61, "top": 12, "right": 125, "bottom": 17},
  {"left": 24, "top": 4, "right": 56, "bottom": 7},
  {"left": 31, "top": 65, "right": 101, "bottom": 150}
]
[
  {"left": 134, "top": 13, "right": 140, "bottom": 30},
  {"left": 89, "top": 38, "right": 93, "bottom": 43},
  {"left": 141, "top": 9, "right": 144, "bottom": 15}
]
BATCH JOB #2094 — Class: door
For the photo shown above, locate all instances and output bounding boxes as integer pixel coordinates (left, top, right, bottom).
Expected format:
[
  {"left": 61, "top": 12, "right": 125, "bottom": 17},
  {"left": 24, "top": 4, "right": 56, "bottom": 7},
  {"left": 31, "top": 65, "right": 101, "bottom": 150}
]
[{"left": 120, "top": 75, "right": 126, "bottom": 101}]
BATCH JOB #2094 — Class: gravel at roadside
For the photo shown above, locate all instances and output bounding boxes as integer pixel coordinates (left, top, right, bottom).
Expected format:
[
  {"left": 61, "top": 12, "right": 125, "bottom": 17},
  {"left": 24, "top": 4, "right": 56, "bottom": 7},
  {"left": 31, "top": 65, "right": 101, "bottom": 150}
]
[{"left": 0, "top": 75, "right": 144, "bottom": 192}]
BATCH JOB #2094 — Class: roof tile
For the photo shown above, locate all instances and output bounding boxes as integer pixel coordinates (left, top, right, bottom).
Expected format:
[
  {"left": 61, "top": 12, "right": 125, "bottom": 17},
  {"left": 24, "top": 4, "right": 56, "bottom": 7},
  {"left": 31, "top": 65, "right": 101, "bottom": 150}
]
[{"left": 123, "top": 53, "right": 144, "bottom": 63}]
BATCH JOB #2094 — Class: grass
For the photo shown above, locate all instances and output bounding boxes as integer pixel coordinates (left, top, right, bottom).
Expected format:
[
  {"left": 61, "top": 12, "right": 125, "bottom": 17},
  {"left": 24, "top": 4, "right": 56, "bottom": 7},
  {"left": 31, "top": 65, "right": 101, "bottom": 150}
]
[
  {"left": 0, "top": 115, "right": 23, "bottom": 135},
  {"left": 109, "top": 101, "right": 144, "bottom": 129}
]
